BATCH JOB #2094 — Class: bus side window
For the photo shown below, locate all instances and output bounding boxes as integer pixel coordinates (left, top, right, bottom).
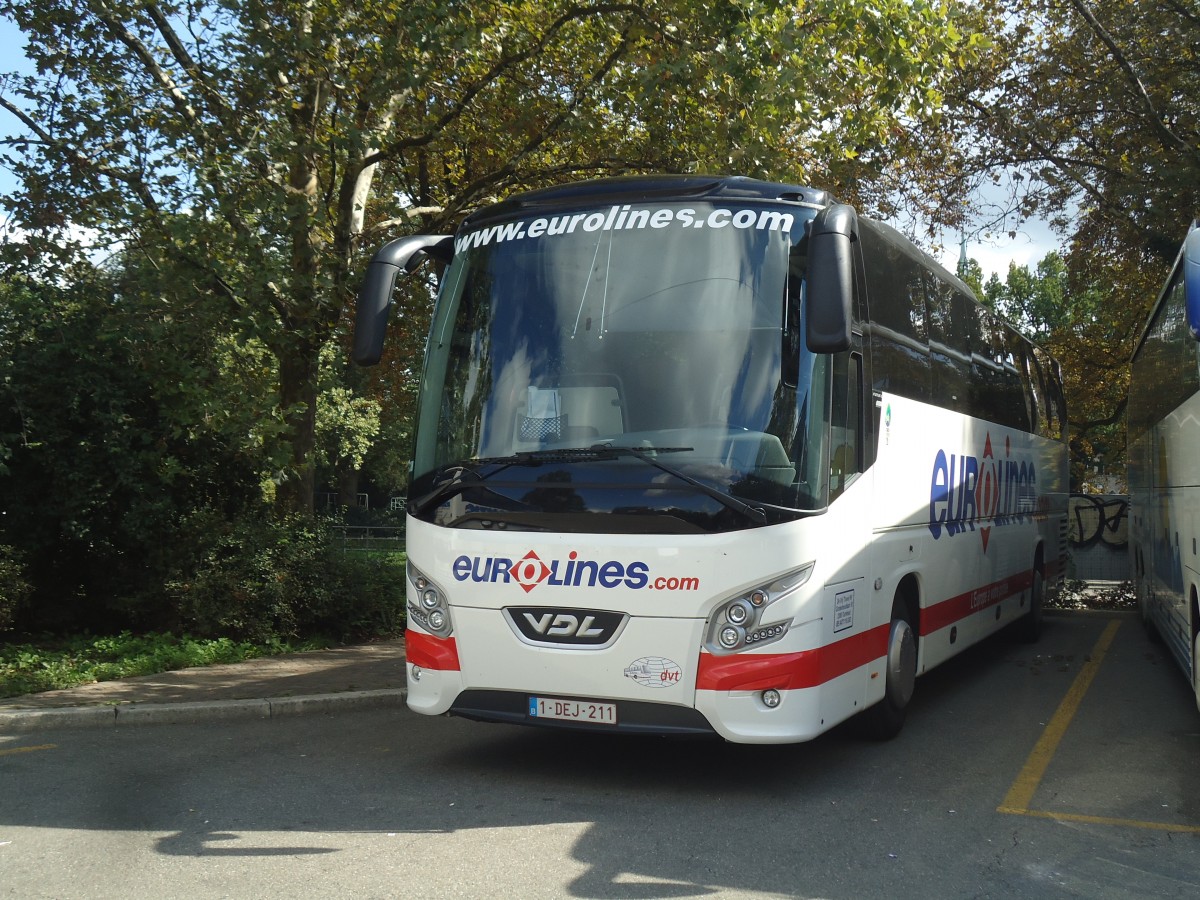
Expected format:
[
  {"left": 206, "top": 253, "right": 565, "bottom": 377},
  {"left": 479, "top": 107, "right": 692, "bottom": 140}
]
[
  {"left": 830, "top": 351, "right": 863, "bottom": 500},
  {"left": 862, "top": 231, "right": 931, "bottom": 404}
]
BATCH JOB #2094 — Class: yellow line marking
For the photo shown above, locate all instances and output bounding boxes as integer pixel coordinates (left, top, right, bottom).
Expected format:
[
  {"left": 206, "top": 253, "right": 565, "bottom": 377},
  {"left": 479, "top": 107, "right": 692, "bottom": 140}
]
[
  {"left": 1010, "top": 808, "right": 1200, "bottom": 834},
  {"left": 998, "top": 618, "right": 1200, "bottom": 831},
  {"left": 0, "top": 743, "right": 57, "bottom": 757},
  {"left": 998, "top": 619, "right": 1121, "bottom": 814}
]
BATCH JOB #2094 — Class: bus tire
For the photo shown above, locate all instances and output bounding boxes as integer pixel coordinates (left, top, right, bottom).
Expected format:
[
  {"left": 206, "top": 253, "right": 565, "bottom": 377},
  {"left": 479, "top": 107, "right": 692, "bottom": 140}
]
[
  {"left": 858, "top": 598, "right": 917, "bottom": 740},
  {"left": 1192, "top": 594, "right": 1200, "bottom": 715},
  {"left": 1135, "top": 549, "right": 1163, "bottom": 643},
  {"left": 1014, "top": 562, "right": 1045, "bottom": 644},
  {"left": 1141, "top": 590, "right": 1163, "bottom": 644},
  {"left": 1193, "top": 628, "right": 1200, "bottom": 715}
]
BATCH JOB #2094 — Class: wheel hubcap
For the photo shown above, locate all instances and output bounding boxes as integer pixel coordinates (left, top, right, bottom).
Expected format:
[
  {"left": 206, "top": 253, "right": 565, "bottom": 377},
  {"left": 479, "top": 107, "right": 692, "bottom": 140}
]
[{"left": 885, "top": 618, "right": 917, "bottom": 707}]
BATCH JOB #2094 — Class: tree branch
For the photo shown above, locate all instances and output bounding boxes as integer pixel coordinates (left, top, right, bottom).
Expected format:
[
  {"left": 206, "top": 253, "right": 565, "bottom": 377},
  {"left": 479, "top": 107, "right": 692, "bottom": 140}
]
[
  {"left": 89, "top": 1, "right": 205, "bottom": 143},
  {"left": 441, "top": 19, "right": 637, "bottom": 220},
  {"left": 0, "top": 94, "right": 160, "bottom": 216},
  {"left": 359, "top": 2, "right": 649, "bottom": 171},
  {"left": 363, "top": 206, "right": 446, "bottom": 239},
  {"left": 1068, "top": 0, "right": 1200, "bottom": 162},
  {"left": 143, "top": 2, "right": 237, "bottom": 134},
  {"left": 1071, "top": 395, "right": 1127, "bottom": 434}
]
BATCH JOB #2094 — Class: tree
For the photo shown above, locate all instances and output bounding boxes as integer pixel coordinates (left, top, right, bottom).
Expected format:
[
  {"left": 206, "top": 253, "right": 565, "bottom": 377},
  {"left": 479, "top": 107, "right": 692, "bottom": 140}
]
[
  {"left": 0, "top": 264, "right": 271, "bottom": 628},
  {"left": 980, "top": 251, "right": 1131, "bottom": 489},
  {"left": 948, "top": 0, "right": 1200, "bottom": 476},
  {"left": 2, "top": 1, "right": 984, "bottom": 517},
  {"left": 959, "top": 0, "right": 1200, "bottom": 263}
]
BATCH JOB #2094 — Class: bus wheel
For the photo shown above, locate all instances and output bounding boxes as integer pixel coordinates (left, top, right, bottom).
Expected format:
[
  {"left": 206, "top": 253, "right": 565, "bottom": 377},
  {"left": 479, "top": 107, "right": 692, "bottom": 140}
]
[
  {"left": 1137, "top": 550, "right": 1163, "bottom": 643},
  {"left": 859, "top": 599, "right": 917, "bottom": 740},
  {"left": 1194, "top": 629, "right": 1200, "bottom": 715},
  {"left": 1142, "top": 591, "right": 1163, "bottom": 644},
  {"left": 1015, "top": 563, "right": 1044, "bottom": 644},
  {"left": 1193, "top": 597, "right": 1200, "bottom": 714}
]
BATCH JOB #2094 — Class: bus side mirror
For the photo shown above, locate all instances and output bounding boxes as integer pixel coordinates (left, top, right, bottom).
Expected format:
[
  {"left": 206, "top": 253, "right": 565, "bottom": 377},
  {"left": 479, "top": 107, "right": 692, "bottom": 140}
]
[
  {"left": 1184, "top": 223, "right": 1200, "bottom": 341},
  {"left": 353, "top": 235, "right": 454, "bottom": 366},
  {"left": 805, "top": 204, "right": 857, "bottom": 354}
]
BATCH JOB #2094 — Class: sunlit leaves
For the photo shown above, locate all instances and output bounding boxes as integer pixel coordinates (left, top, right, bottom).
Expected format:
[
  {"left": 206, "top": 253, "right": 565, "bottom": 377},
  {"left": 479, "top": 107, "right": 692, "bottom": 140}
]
[
  {"left": 0, "top": 0, "right": 984, "bottom": 511},
  {"left": 952, "top": 0, "right": 1200, "bottom": 480}
]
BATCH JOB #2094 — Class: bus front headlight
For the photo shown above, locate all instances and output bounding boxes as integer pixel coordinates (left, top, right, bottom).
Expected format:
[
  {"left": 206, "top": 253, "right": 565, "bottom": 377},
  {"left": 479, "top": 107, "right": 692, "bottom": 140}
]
[
  {"left": 704, "top": 563, "right": 814, "bottom": 655},
  {"left": 407, "top": 562, "right": 453, "bottom": 637},
  {"left": 725, "top": 600, "right": 754, "bottom": 626}
]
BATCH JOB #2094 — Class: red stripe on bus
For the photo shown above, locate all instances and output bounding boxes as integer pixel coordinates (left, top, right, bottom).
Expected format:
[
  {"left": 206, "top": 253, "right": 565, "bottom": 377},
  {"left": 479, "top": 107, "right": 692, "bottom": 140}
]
[
  {"left": 405, "top": 631, "right": 461, "bottom": 671},
  {"left": 921, "top": 570, "right": 1035, "bottom": 635},
  {"left": 696, "top": 625, "right": 889, "bottom": 692}
]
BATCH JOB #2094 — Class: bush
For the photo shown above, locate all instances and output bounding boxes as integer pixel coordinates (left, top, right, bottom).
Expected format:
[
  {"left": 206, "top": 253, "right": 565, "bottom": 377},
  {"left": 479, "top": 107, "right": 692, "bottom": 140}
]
[
  {"left": 166, "top": 514, "right": 406, "bottom": 643},
  {"left": 0, "top": 631, "right": 324, "bottom": 698},
  {"left": 0, "top": 544, "right": 33, "bottom": 632}
]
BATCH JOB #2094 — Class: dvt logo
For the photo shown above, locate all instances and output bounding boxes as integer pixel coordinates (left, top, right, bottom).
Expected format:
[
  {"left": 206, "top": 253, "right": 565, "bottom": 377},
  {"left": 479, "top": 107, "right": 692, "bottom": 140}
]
[{"left": 504, "top": 607, "right": 627, "bottom": 649}]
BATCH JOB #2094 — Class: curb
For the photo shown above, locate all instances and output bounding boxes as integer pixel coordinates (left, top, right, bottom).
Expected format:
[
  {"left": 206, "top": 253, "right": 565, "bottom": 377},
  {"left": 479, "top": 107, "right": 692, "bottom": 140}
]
[{"left": 0, "top": 688, "right": 407, "bottom": 734}]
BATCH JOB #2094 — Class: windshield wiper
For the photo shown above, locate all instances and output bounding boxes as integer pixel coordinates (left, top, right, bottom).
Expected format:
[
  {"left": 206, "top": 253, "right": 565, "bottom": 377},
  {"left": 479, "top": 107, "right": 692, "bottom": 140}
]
[
  {"left": 408, "top": 465, "right": 531, "bottom": 517},
  {"left": 409, "top": 446, "right": 769, "bottom": 527},
  {"left": 594, "top": 446, "right": 769, "bottom": 527},
  {"left": 407, "top": 452, "right": 599, "bottom": 515}
]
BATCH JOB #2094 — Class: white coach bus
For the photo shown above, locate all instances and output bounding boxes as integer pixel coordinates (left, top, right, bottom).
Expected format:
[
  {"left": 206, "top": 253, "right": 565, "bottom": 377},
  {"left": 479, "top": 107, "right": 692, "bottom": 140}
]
[
  {"left": 1128, "top": 224, "right": 1200, "bottom": 711},
  {"left": 354, "top": 176, "right": 1069, "bottom": 743}
]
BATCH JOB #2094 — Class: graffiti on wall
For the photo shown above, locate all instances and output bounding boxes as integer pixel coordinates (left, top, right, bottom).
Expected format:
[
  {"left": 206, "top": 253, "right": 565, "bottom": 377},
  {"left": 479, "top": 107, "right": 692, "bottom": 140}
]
[{"left": 1068, "top": 494, "right": 1129, "bottom": 549}]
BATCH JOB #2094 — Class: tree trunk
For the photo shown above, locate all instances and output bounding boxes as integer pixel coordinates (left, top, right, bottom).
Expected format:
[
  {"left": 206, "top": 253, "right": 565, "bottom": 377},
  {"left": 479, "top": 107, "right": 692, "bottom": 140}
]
[
  {"left": 275, "top": 343, "right": 320, "bottom": 516},
  {"left": 337, "top": 469, "right": 361, "bottom": 509}
]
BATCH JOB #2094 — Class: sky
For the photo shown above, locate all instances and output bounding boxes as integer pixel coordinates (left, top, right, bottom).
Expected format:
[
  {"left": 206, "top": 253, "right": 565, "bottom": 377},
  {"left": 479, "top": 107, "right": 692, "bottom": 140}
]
[
  {"left": 932, "top": 194, "right": 1066, "bottom": 282},
  {"left": 0, "top": 17, "right": 1063, "bottom": 280},
  {"left": 0, "top": 15, "right": 32, "bottom": 228}
]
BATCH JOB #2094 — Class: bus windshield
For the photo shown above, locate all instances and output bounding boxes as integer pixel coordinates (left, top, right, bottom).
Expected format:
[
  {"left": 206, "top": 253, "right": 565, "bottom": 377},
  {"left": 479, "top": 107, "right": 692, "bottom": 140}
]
[{"left": 411, "top": 201, "right": 830, "bottom": 527}]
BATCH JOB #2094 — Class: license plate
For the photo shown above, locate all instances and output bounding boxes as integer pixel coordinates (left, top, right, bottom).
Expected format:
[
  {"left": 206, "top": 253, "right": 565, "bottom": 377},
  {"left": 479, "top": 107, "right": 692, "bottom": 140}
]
[{"left": 528, "top": 696, "right": 618, "bottom": 725}]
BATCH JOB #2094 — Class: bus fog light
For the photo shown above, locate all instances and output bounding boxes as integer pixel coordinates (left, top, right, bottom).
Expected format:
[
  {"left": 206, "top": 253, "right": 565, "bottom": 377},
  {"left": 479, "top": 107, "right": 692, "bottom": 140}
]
[
  {"left": 410, "top": 665, "right": 422, "bottom": 682},
  {"left": 718, "top": 625, "right": 744, "bottom": 649},
  {"left": 761, "top": 689, "right": 781, "bottom": 708}
]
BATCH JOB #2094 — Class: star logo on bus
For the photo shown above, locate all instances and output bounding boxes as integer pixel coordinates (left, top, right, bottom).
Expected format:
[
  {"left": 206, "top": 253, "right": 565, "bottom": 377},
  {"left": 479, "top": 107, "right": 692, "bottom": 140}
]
[{"left": 512, "top": 550, "right": 553, "bottom": 593}]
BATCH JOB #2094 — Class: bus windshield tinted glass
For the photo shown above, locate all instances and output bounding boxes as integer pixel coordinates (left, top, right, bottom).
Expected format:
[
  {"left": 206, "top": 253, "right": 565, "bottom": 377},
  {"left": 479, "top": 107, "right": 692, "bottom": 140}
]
[{"left": 413, "top": 201, "right": 829, "bottom": 516}]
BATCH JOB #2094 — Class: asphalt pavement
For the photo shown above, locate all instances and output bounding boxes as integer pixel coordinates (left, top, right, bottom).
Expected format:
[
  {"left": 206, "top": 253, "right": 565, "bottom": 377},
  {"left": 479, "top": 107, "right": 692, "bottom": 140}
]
[{"left": 0, "top": 638, "right": 408, "bottom": 734}]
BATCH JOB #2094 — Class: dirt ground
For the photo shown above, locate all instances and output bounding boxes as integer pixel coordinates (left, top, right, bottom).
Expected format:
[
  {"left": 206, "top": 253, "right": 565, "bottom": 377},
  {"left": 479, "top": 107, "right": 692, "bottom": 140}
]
[{"left": 1051, "top": 580, "right": 1136, "bottom": 611}]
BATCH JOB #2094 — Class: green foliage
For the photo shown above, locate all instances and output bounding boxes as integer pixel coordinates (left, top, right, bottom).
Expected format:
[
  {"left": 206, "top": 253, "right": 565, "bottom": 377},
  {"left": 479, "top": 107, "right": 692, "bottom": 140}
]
[
  {"left": 963, "top": 0, "right": 1200, "bottom": 267},
  {"left": 1, "top": 0, "right": 987, "bottom": 517},
  {"left": 166, "top": 514, "right": 406, "bottom": 643},
  {"left": 985, "top": 252, "right": 1070, "bottom": 337},
  {"left": 315, "top": 343, "right": 382, "bottom": 473},
  {"left": 0, "top": 1, "right": 987, "bottom": 636},
  {"left": 952, "top": 0, "right": 1198, "bottom": 483},
  {"left": 0, "top": 631, "right": 324, "bottom": 699},
  {"left": 0, "top": 544, "right": 33, "bottom": 632},
  {"left": 978, "top": 251, "right": 1129, "bottom": 489},
  {"left": 0, "top": 271, "right": 271, "bottom": 629}
]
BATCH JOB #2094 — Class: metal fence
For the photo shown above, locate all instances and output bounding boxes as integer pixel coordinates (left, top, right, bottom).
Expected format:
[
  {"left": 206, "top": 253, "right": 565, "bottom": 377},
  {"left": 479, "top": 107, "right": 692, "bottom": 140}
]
[{"left": 330, "top": 525, "right": 406, "bottom": 554}]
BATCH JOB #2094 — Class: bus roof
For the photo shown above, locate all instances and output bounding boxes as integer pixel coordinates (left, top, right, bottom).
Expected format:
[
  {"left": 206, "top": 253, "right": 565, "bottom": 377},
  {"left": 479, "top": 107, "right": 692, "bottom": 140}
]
[{"left": 463, "top": 175, "right": 833, "bottom": 228}]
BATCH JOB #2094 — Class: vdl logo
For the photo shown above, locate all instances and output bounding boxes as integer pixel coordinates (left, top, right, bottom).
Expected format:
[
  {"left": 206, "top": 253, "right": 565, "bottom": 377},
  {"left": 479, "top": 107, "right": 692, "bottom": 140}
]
[
  {"left": 505, "top": 606, "right": 628, "bottom": 647},
  {"left": 928, "top": 433, "right": 1037, "bottom": 551}
]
